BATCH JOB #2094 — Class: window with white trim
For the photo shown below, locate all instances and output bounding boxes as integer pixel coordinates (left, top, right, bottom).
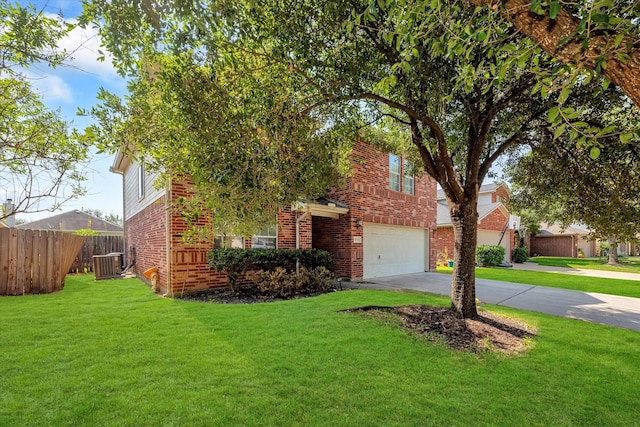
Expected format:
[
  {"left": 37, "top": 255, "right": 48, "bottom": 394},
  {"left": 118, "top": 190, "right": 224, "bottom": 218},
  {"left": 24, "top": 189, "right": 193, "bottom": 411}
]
[
  {"left": 389, "top": 154, "right": 400, "bottom": 191},
  {"left": 403, "top": 159, "right": 414, "bottom": 195},
  {"left": 251, "top": 225, "right": 277, "bottom": 249},
  {"left": 137, "top": 161, "right": 145, "bottom": 199}
]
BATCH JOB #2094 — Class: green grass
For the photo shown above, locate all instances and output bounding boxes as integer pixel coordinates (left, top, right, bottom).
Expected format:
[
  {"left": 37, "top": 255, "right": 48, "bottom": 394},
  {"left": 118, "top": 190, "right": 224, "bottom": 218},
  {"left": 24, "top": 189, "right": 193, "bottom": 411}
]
[
  {"left": 437, "top": 266, "right": 640, "bottom": 298},
  {"left": 532, "top": 256, "right": 640, "bottom": 273},
  {"left": 1, "top": 275, "right": 639, "bottom": 426}
]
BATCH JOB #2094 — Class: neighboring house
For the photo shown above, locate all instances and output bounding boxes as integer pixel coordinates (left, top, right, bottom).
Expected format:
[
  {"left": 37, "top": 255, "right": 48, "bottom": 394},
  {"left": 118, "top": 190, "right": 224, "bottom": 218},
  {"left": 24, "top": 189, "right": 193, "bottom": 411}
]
[
  {"left": 15, "top": 210, "right": 124, "bottom": 272},
  {"left": 436, "top": 182, "right": 516, "bottom": 263},
  {"left": 16, "top": 210, "right": 123, "bottom": 235},
  {"left": 529, "top": 223, "right": 595, "bottom": 258},
  {"left": 111, "top": 140, "right": 438, "bottom": 296}
]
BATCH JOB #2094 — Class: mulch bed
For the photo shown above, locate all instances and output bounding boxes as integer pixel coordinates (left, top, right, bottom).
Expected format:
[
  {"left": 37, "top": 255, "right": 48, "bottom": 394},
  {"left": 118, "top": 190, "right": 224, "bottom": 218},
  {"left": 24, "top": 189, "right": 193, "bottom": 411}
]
[
  {"left": 340, "top": 305, "right": 536, "bottom": 354},
  {"left": 180, "top": 287, "right": 536, "bottom": 354},
  {"left": 178, "top": 285, "right": 341, "bottom": 304}
]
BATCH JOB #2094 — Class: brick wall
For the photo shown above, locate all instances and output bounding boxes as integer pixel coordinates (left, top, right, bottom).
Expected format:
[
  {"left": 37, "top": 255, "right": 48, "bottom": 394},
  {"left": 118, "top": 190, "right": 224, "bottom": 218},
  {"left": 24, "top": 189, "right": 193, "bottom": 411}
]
[
  {"left": 312, "top": 215, "right": 355, "bottom": 278},
  {"left": 167, "top": 181, "right": 228, "bottom": 295},
  {"left": 434, "top": 226, "right": 455, "bottom": 265},
  {"left": 316, "top": 141, "right": 437, "bottom": 278},
  {"left": 492, "top": 185, "right": 510, "bottom": 204},
  {"left": 125, "top": 195, "right": 169, "bottom": 292},
  {"left": 277, "top": 207, "right": 312, "bottom": 249},
  {"left": 479, "top": 209, "right": 509, "bottom": 232}
]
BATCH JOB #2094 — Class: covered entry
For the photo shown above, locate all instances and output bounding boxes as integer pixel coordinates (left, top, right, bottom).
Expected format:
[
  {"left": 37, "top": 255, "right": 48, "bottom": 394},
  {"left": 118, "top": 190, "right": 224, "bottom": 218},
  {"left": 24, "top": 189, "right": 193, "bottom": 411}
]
[{"left": 363, "top": 223, "right": 428, "bottom": 278}]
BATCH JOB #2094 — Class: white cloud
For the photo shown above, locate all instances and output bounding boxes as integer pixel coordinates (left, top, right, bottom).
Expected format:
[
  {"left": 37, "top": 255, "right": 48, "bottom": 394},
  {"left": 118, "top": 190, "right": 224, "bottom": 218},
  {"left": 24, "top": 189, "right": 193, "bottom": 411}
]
[
  {"left": 40, "top": 74, "right": 73, "bottom": 102},
  {"left": 46, "top": 14, "right": 120, "bottom": 81},
  {"left": 24, "top": 72, "right": 73, "bottom": 103}
]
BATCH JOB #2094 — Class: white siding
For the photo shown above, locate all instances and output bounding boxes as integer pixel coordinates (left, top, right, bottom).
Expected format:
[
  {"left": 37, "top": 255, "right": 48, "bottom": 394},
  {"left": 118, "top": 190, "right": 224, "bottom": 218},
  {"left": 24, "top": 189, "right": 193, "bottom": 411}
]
[
  {"left": 478, "top": 193, "right": 492, "bottom": 205},
  {"left": 123, "top": 159, "right": 165, "bottom": 221}
]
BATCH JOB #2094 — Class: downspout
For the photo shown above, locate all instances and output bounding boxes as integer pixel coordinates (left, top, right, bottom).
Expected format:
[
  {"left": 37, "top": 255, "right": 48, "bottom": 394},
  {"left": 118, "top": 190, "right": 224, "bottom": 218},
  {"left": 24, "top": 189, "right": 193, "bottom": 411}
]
[{"left": 296, "top": 208, "right": 311, "bottom": 273}]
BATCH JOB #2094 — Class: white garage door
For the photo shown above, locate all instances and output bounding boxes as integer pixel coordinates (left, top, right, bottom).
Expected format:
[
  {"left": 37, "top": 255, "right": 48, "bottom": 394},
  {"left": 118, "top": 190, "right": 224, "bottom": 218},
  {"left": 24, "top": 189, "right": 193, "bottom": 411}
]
[
  {"left": 477, "top": 230, "right": 510, "bottom": 262},
  {"left": 363, "top": 224, "right": 427, "bottom": 278}
]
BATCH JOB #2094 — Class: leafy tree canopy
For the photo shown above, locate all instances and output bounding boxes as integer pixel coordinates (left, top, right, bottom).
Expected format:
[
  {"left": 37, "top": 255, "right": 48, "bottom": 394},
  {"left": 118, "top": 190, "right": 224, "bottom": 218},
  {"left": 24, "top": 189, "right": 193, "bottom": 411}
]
[
  {"left": 0, "top": 1, "right": 90, "bottom": 220},
  {"left": 507, "top": 99, "right": 640, "bottom": 262}
]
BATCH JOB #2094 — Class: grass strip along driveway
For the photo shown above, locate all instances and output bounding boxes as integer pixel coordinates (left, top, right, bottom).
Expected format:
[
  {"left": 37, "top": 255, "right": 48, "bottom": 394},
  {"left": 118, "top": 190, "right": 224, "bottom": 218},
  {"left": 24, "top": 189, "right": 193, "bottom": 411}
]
[
  {"left": 532, "top": 256, "right": 640, "bottom": 273},
  {"left": 1, "top": 275, "right": 639, "bottom": 426},
  {"left": 437, "top": 266, "right": 640, "bottom": 299}
]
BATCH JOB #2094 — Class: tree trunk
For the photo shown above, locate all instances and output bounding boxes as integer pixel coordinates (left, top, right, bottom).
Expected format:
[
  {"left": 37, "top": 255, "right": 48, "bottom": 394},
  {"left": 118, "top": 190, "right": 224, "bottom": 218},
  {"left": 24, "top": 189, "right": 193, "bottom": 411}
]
[
  {"left": 608, "top": 237, "right": 619, "bottom": 265},
  {"left": 449, "top": 199, "right": 479, "bottom": 319}
]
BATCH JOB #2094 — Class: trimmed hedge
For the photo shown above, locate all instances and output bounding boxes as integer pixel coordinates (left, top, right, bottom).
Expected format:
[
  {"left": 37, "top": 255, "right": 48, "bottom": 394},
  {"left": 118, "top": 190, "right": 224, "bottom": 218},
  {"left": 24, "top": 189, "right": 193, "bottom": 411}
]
[
  {"left": 257, "top": 266, "right": 334, "bottom": 298},
  {"left": 208, "top": 248, "right": 333, "bottom": 290},
  {"left": 476, "top": 245, "right": 505, "bottom": 267}
]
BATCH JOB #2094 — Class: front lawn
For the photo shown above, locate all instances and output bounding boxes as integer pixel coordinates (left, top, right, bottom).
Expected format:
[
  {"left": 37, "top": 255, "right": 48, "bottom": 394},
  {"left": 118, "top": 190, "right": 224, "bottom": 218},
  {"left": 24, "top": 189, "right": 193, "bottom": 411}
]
[
  {"left": 532, "top": 256, "right": 640, "bottom": 273},
  {"left": 437, "top": 266, "right": 640, "bottom": 298},
  {"left": 1, "top": 275, "right": 638, "bottom": 426}
]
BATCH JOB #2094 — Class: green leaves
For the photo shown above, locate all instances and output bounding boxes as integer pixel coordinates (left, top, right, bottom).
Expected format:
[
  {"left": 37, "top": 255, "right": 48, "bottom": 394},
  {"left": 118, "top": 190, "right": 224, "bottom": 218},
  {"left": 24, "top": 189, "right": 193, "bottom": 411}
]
[{"left": 549, "top": 1, "right": 561, "bottom": 20}]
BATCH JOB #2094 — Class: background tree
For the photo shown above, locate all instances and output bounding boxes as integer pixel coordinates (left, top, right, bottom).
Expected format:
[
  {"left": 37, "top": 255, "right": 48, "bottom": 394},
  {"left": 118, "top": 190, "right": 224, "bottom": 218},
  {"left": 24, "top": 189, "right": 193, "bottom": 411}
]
[
  {"left": 81, "top": 208, "right": 123, "bottom": 226},
  {"left": 0, "top": 1, "right": 90, "bottom": 221},
  {"left": 507, "top": 96, "right": 640, "bottom": 265},
  {"left": 82, "top": 0, "right": 632, "bottom": 318}
]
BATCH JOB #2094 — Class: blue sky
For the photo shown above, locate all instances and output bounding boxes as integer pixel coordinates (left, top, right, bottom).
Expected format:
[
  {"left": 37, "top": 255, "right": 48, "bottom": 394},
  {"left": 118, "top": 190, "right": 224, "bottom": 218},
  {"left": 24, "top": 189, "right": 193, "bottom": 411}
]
[{"left": 12, "top": 1, "right": 128, "bottom": 222}]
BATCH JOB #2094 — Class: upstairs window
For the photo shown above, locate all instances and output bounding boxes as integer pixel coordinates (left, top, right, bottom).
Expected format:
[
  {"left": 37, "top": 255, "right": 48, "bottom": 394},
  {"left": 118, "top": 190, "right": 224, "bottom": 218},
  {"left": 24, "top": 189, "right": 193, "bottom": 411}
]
[
  {"left": 389, "top": 154, "right": 401, "bottom": 191},
  {"left": 137, "top": 161, "right": 145, "bottom": 199},
  {"left": 403, "top": 159, "right": 414, "bottom": 195},
  {"left": 251, "top": 225, "right": 277, "bottom": 249}
]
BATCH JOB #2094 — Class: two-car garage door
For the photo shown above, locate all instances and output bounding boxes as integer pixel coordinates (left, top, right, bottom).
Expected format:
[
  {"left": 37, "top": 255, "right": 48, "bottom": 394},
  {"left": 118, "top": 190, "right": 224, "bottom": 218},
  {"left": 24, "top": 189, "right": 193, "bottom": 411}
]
[{"left": 363, "top": 223, "right": 428, "bottom": 278}]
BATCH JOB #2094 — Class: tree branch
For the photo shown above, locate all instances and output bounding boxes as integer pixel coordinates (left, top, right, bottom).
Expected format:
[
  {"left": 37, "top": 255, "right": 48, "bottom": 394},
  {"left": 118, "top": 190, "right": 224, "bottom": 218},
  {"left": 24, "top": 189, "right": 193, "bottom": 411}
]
[{"left": 467, "top": 0, "right": 640, "bottom": 107}]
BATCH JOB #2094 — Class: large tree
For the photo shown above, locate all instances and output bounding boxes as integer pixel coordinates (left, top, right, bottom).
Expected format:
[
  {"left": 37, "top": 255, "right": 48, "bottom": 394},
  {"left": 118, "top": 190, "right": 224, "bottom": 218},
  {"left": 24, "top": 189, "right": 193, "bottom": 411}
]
[
  {"left": 0, "top": 1, "right": 89, "bottom": 221},
  {"left": 82, "top": 0, "right": 631, "bottom": 318},
  {"left": 507, "top": 97, "right": 640, "bottom": 265}
]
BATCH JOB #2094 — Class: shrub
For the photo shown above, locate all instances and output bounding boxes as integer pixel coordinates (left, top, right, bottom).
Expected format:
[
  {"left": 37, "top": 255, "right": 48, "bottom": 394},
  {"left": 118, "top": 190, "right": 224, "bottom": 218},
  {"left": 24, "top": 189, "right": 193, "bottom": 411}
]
[
  {"left": 476, "top": 245, "right": 505, "bottom": 267},
  {"left": 256, "top": 266, "right": 334, "bottom": 298},
  {"left": 208, "top": 248, "right": 332, "bottom": 291},
  {"left": 513, "top": 246, "right": 528, "bottom": 263}
]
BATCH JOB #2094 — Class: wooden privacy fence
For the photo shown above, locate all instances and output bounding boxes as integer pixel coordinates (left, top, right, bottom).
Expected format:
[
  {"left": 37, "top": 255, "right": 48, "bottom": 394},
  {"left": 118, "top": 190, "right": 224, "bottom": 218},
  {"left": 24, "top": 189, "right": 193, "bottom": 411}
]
[
  {"left": 0, "top": 229, "right": 86, "bottom": 295},
  {"left": 71, "top": 235, "right": 124, "bottom": 273}
]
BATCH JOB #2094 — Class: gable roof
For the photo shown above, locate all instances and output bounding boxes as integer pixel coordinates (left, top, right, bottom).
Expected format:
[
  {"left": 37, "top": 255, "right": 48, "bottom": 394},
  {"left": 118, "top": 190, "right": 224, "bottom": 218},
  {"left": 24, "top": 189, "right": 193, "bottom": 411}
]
[
  {"left": 536, "top": 223, "right": 590, "bottom": 237},
  {"left": 16, "top": 210, "right": 123, "bottom": 235},
  {"left": 437, "top": 201, "right": 509, "bottom": 227},
  {"left": 436, "top": 182, "right": 510, "bottom": 202}
]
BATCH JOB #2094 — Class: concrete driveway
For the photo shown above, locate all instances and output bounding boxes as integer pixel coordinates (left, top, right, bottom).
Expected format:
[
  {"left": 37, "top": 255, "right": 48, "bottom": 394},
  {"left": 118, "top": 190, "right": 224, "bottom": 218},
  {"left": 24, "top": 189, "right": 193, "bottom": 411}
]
[{"left": 348, "top": 272, "right": 640, "bottom": 332}]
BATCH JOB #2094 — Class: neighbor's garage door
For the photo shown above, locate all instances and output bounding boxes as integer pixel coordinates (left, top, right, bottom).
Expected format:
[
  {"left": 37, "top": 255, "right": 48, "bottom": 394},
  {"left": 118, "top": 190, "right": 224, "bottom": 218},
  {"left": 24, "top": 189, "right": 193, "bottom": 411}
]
[
  {"left": 363, "top": 224, "right": 427, "bottom": 278},
  {"left": 477, "top": 230, "right": 510, "bottom": 261}
]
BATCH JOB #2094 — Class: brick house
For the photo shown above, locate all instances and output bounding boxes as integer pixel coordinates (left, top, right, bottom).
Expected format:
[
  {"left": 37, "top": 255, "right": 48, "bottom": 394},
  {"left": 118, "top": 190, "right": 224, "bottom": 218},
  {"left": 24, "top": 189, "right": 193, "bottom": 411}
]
[
  {"left": 111, "top": 140, "right": 437, "bottom": 295},
  {"left": 436, "top": 182, "right": 515, "bottom": 264}
]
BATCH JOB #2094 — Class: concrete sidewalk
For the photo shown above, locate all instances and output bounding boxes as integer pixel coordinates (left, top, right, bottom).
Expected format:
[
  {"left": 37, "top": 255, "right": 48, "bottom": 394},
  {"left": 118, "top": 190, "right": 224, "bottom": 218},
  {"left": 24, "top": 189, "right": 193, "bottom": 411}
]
[{"left": 347, "top": 272, "right": 640, "bottom": 332}]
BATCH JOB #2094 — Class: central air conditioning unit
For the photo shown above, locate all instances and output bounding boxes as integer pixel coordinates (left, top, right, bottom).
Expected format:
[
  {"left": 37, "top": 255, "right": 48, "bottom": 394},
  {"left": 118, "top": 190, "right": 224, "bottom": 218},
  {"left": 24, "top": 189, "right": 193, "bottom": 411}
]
[{"left": 93, "top": 252, "right": 124, "bottom": 280}]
